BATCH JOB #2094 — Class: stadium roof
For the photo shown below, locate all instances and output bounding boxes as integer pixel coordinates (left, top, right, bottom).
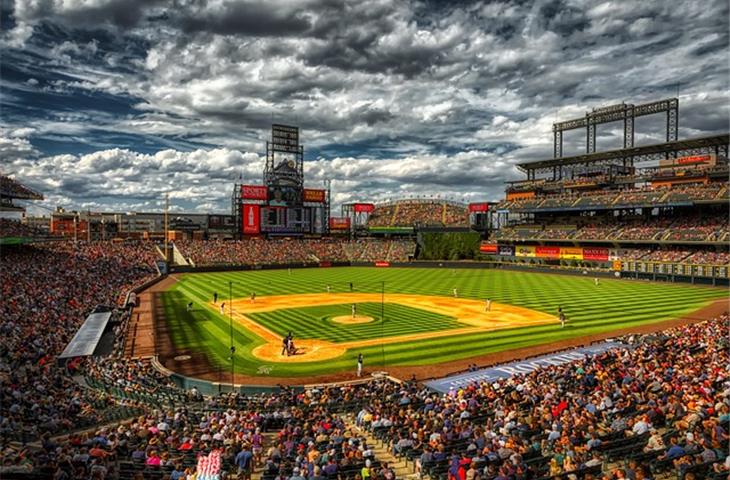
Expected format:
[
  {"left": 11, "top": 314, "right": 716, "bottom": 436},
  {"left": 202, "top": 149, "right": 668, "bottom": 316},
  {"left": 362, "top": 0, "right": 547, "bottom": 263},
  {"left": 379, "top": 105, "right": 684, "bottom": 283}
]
[
  {"left": 517, "top": 134, "right": 729, "bottom": 173},
  {"left": 0, "top": 174, "right": 44, "bottom": 200}
]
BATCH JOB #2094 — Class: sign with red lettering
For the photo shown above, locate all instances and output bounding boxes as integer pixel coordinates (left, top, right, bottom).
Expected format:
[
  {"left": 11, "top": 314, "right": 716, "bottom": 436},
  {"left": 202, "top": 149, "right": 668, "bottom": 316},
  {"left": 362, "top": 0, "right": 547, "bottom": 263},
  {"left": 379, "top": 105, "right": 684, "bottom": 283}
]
[
  {"left": 354, "top": 203, "right": 375, "bottom": 213},
  {"left": 583, "top": 247, "right": 609, "bottom": 261},
  {"left": 329, "top": 217, "right": 351, "bottom": 230},
  {"left": 677, "top": 155, "right": 712, "bottom": 165},
  {"left": 479, "top": 243, "right": 498, "bottom": 254},
  {"left": 303, "top": 189, "right": 326, "bottom": 203},
  {"left": 375, "top": 261, "right": 390, "bottom": 267},
  {"left": 535, "top": 246, "right": 560, "bottom": 259},
  {"left": 241, "top": 185, "right": 268, "bottom": 200},
  {"left": 242, "top": 205, "right": 260, "bottom": 234},
  {"left": 469, "top": 203, "right": 489, "bottom": 213}
]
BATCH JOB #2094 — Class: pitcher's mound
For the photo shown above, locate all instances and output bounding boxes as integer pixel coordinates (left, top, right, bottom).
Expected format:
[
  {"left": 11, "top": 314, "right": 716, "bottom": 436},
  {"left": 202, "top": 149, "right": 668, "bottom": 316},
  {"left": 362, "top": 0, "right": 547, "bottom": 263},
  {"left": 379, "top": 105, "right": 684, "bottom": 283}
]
[{"left": 332, "top": 315, "right": 375, "bottom": 324}]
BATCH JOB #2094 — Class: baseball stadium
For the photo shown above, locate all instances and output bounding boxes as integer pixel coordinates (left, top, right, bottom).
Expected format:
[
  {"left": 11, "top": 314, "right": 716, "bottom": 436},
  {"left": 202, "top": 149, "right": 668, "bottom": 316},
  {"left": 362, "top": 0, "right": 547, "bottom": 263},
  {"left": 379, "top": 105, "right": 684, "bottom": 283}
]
[{"left": 2, "top": 98, "right": 729, "bottom": 480}]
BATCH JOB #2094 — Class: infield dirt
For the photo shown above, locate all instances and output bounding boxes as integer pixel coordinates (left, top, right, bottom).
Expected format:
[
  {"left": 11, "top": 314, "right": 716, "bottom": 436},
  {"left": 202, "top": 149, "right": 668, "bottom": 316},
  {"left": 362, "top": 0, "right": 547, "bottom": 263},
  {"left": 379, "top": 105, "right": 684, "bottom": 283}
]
[{"left": 225, "top": 293, "right": 557, "bottom": 363}]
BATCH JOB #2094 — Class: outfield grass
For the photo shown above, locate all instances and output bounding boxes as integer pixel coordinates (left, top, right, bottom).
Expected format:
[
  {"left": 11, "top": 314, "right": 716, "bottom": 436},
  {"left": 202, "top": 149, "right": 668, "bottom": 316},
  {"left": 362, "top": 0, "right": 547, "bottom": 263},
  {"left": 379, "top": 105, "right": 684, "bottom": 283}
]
[{"left": 161, "top": 267, "right": 725, "bottom": 377}]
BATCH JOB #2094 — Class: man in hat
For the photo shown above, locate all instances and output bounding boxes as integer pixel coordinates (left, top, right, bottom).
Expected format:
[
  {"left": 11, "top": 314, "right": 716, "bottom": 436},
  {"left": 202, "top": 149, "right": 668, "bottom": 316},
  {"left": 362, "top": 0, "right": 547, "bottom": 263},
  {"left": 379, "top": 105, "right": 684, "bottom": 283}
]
[{"left": 235, "top": 443, "right": 253, "bottom": 480}]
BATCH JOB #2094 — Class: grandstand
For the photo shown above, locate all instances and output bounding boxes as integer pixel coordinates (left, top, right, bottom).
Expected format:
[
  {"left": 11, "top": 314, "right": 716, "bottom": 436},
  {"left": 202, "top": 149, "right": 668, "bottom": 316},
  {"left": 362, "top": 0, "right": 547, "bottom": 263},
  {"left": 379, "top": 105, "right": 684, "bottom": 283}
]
[
  {"left": 491, "top": 99, "right": 729, "bottom": 282},
  {"left": 366, "top": 199, "right": 470, "bottom": 229},
  {"left": 0, "top": 174, "right": 47, "bottom": 243}
]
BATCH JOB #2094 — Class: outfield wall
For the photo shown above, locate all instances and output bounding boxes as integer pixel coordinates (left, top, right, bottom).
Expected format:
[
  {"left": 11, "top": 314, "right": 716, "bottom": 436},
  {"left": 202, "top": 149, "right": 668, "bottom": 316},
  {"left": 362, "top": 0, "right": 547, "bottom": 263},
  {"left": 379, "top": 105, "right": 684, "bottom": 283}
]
[{"left": 168, "top": 260, "right": 728, "bottom": 286}]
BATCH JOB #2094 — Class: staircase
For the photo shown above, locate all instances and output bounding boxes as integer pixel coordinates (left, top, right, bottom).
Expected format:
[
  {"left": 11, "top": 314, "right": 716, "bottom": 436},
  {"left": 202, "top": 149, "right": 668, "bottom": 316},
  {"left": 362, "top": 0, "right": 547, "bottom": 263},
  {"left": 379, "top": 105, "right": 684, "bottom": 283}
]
[
  {"left": 390, "top": 204, "right": 399, "bottom": 226},
  {"left": 348, "top": 421, "right": 415, "bottom": 479}
]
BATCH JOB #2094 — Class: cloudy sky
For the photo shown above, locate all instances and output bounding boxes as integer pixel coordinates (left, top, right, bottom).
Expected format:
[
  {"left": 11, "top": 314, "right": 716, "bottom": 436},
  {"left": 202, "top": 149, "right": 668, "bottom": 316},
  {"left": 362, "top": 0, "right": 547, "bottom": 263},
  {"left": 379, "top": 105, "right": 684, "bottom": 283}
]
[{"left": 1, "top": 0, "right": 728, "bottom": 214}]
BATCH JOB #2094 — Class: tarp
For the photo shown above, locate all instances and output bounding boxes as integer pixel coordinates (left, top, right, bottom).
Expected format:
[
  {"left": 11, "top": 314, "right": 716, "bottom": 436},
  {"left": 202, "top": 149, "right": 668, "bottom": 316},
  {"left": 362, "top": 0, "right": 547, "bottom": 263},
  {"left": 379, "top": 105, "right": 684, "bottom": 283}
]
[
  {"left": 424, "top": 341, "right": 627, "bottom": 393},
  {"left": 58, "top": 311, "right": 112, "bottom": 359}
]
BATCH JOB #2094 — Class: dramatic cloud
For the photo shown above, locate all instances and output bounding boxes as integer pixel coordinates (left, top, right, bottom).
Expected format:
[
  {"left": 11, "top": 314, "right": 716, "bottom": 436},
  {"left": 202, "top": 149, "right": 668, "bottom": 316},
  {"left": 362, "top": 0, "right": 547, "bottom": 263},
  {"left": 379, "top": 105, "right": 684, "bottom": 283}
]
[{"left": 1, "top": 0, "right": 728, "bottom": 214}]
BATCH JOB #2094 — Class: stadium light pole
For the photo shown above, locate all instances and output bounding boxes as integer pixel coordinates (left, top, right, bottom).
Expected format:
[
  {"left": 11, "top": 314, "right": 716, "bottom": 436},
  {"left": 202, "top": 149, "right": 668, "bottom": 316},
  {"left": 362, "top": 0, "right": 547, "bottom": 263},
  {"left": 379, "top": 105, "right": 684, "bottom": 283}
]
[
  {"left": 381, "top": 281, "right": 385, "bottom": 369},
  {"left": 229, "top": 280, "right": 235, "bottom": 393}
]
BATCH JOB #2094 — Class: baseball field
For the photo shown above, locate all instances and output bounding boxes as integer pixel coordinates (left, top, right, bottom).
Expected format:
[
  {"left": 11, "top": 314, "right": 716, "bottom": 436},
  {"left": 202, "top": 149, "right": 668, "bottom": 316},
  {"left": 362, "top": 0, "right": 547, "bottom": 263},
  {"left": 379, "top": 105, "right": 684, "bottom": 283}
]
[{"left": 156, "top": 267, "right": 725, "bottom": 380}]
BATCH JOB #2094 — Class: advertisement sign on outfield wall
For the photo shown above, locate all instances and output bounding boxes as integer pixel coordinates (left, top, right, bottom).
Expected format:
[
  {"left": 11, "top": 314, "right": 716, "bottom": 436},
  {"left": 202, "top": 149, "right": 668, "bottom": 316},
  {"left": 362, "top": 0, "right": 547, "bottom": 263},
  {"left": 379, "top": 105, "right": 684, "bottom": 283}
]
[
  {"left": 374, "top": 261, "right": 390, "bottom": 267},
  {"left": 242, "top": 204, "right": 261, "bottom": 234},
  {"left": 241, "top": 185, "right": 268, "bottom": 200},
  {"left": 560, "top": 247, "right": 583, "bottom": 260},
  {"left": 479, "top": 243, "right": 498, "bottom": 254},
  {"left": 535, "top": 246, "right": 560, "bottom": 259},
  {"left": 498, "top": 245, "right": 514, "bottom": 256},
  {"left": 515, "top": 245, "right": 535, "bottom": 257},
  {"left": 583, "top": 247, "right": 609, "bottom": 262}
]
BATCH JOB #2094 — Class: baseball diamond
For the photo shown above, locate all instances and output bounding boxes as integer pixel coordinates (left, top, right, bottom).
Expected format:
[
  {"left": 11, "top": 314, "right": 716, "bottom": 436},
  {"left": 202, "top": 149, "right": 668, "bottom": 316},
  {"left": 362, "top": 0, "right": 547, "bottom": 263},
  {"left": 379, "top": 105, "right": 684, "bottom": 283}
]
[{"left": 151, "top": 266, "right": 725, "bottom": 381}]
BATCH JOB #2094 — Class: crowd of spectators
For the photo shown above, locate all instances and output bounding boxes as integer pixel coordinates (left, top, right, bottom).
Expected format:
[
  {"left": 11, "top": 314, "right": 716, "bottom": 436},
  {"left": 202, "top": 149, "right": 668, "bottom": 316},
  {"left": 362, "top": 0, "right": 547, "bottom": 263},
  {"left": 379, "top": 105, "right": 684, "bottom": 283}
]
[
  {"left": 177, "top": 239, "right": 415, "bottom": 266},
  {"left": 0, "top": 218, "right": 48, "bottom": 238},
  {"left": 361, "top": 315, "right": 730, "bottom": 480},
  {"left": 499, "top": 182, "right": 727, "bottom": 212},
  {"left": 684, "top": 250, "right": 730, "bottom": 265},
  {"left": 663, "top": 218, "right": 728, "bottom": 242},
  {"left": 0, "top": 241, "right": 158, "bottom": 444},
  {"left": 641, "top": 249, "right": 692, "bottom": 263},
  {"left": 494, "top": 215, "right": 727, "bottom": 244},
  {"left": 368, "top": 201, "right": 469, "bottom": 228}
]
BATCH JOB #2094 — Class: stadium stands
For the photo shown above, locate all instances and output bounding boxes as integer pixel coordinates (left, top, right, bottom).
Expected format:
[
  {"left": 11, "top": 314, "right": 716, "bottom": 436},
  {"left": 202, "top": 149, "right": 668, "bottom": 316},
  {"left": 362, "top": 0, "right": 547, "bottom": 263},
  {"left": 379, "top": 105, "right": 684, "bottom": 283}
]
[
  {"left": 0, "top": 242, "right": 158, "bottom": 446},
  {"left": 494, "top": 215, "right": 729, "bottom": 246},
  {"left": 499, "top": 182, "right": 727, "bottom": 212},
  {"left": 364, "top": 316, "right": 729, "bottom": 480},
  {"left": 368, "top": 200, "right": 468, "bottom": 228},
  {"left": 177, "top": 238, "right": 415, "bottom": 266},
  {"left": 0, "top": 238, "right": 728, "bottom": 479},
  {"left": 0, "top": 218, "right": 48, "bottom": 238}
]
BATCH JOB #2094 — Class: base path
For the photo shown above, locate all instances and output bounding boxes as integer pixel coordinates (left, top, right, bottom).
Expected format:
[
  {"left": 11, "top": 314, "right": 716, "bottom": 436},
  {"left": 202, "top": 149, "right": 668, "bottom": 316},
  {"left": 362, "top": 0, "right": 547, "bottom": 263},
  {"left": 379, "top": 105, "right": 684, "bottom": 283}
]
[{"left": 225, "top": 293, "right": 557, "bottom": 363}]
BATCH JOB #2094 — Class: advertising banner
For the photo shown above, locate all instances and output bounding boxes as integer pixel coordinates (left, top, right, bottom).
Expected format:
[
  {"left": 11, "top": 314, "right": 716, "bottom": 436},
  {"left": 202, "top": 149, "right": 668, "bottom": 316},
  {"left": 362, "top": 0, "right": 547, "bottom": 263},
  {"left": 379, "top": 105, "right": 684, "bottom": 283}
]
[
  {"left": 535, "top": 246, "right": 560, "bottom": 259},
  {"left": 498, "top": 245, "right": 514, "bottom": 256},
  {"left": 515, "top": 245, "right": 535, "bottom": 257},
  {"left": 468, "top": 202, "right": 489, "bottom": 213},
  {"left": 677, "top": 154, "right": 713, "bottom": 165},
  {"left": 374, "top": 261, "right": 390, "bottom": 267},
  {"left": 584, "top": 247, "right": 609, "bottom": 262},
  {"left": 329, "top": 217, "right": 351, "bottom": 230},
  {"left": 479, "top": 243, "right": 498, "bottom": 254},
  {"left": 354, "top": 203, "right": 375, "bottom": 213},
  {"left": 560, "top": 247, "right": 583, "bottom": 260},
  {"left": 242, "top": 204, "right": 261, "bottom": 234},
  {"left": 303, "top": 189, "right": 326, "bottom": 203},
  {"left": 241, "top": 185, "right": 268, "bottom": 200},
  {"left": 612, "top": 260, "right": 622, "bottom": 271}
]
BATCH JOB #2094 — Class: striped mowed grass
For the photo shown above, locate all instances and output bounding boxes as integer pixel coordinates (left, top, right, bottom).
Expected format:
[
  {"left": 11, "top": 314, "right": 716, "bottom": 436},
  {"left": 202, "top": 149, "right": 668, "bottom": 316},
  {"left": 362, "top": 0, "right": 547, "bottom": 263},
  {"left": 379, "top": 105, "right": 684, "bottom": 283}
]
[{"left": 161, "top": 267, "right": 724, "bottom": 377}]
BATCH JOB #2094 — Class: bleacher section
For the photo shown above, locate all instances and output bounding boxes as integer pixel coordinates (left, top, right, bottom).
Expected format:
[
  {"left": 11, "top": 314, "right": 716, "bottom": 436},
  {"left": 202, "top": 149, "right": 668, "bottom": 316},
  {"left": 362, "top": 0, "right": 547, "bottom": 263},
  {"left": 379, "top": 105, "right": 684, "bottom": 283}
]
[
  {"left": 368, "top": 199, "right": 468, "bottom": 228},
  {"left": 176, "top": 238, "right": 416, "bottom": 266}
]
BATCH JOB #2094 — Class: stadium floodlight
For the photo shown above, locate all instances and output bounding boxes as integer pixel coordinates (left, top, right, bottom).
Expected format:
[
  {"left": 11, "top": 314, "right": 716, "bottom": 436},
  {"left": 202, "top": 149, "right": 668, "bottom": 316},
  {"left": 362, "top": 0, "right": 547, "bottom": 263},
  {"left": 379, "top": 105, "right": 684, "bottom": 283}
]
[{"left": 229, "top": 280, "right": 235, "bottom": 392}]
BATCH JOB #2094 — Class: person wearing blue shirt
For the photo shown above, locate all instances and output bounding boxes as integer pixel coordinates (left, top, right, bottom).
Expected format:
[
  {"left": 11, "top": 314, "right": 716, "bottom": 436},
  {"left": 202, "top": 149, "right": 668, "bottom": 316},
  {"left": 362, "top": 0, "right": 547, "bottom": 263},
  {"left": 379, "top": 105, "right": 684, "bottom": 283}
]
[
  {"left": 235, "top": 445, "right": 254, "bottom": 478},
  {"left": 662, "top": 437, "right": 686, "bottom": 460}
]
